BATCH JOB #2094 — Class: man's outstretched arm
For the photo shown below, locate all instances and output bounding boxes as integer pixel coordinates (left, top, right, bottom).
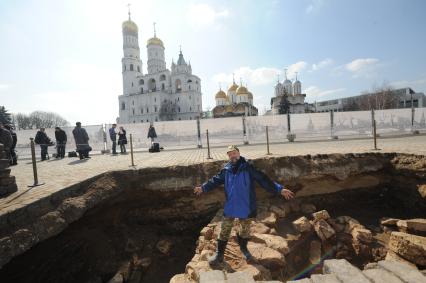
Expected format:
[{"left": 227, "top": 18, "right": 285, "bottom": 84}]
[
  {"left": 248, "top": 163, "right": 294, "bottom": 200},
  {"left": 194, "top": 169, "right": 226, "bottom": 195}
]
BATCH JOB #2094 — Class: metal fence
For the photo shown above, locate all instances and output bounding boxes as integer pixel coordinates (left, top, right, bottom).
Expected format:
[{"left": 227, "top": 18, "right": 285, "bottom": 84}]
[{"left": 14, "top": 107, "right": 426, "bottom": 158}]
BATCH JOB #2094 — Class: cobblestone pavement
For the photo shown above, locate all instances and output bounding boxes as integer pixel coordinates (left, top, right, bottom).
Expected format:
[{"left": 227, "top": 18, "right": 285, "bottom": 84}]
[{"left": 1, "top": 135, "right": 425, "bottom": 217}]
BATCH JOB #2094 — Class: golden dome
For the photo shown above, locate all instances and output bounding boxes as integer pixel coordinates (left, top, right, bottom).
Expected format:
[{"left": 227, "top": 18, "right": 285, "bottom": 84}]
[
  {"left": 228, "top": 83, "right": 238, "bottom": 92},
  {"left": 215, "top": 90, "right": 226, "bottom": 99},
  {"left": 147, "top": 37, "right": 164, "bottom": 47},
  {"left": 248, "top": 92, "right": 253, "bottom": 99},
  {"left": 122, "top": 20, "right": 138, "bottom": 33},
  {"left": 236, "top": 85, "right": 248, "bottom": 95}
]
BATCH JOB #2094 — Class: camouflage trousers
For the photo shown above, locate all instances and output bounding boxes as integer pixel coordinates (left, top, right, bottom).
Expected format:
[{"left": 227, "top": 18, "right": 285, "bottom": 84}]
[{"left": 218, "top": 217, "right": 253, "bottom": 241}]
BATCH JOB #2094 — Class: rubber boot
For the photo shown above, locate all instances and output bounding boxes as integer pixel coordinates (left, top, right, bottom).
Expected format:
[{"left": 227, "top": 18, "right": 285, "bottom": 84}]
[
  {"left": 237, "top": 234, "right": 255, "bottom": 263},
  {"left": 208, "top": 239, "right": 227, "bottom": 266}
]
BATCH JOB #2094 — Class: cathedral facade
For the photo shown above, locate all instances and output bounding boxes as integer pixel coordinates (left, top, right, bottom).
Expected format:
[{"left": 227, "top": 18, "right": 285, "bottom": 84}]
[
  {"left": 271, "top": 71, "right": 306, "bottom": 114},
  {"left": 118, "top": 14, "right": 202, "bottom": 123},
  {"left": 212, "top": 79, "right": 258, "bottom": 118}
]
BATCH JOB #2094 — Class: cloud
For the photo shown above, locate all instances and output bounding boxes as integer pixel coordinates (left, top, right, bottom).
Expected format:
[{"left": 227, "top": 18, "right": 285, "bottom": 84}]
[
  {"left": 306, "top": 0, "right": 324, "bottom": 14},
  {"left": 0, "top": 84, "right": 10, "bottom": 90},
  {"left": 391, "top": 76, "right": 426, "bottom": 90},
  {"left": 311, "top": 58, "right": 334, "bottom": 71},
  {"left": 187, "top": 4, "right": 229, "bottom": 27},
  {"left": 212, "top": 66, "right": 281, "bottom": 86},
  {"left": 287, "top": 61, "right": 308, "bottom": 78},
  {"left": 345, "top": 58, "right": 379, "bottom": 77},
  {"left": 304, "top": 86, "right": 346, "bottom": 99}
]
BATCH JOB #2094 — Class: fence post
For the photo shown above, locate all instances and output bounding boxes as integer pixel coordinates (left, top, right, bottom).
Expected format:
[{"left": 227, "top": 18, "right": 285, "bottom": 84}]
[
  {"left": 206, "top": 129, "right": 212, "bottom": 159},
  {"left": 286, "top": 113, "right": 295, "bottom": 142},
  {"left": 411, "top": 107, "right": 418, "bottom": 134},
  {"left": 329, "top": 110, "right": 338, "bottom": 139},
  {"left": 372, "top": 119, "right": 380, "bottom": 151},
  {"left": 196, "top": 117, "right": 202, "bottom": 148},
  {"left": 266, "top": 126, "right": 271, "bottom": 155},
  {"left": 130, "top": 134, "right": 135, "bottom": 166},
  {"left": 28, "top": 138, "right": 44, "bottom": 187},
  {"left": 242, "top": 116, "right": 249, "bottom": 145},
  {"left": 370, "top": 109, "right": 375, "bottom": 137}
]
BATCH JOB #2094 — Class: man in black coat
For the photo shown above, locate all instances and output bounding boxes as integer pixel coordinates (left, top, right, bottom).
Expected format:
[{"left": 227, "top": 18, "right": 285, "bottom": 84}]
[
  {"left": 55, "top": 127, "right": 67, "bottom": 159},
  {"left": 147, "top": 124, "right": 157, "bottom": 144},
  {"left": 109, "top": 124, "right": 117, "bottom": 155},
  {"left": 35, "top": 128, "right": 52, "bottom": 161},
  {"left": 3, "top": 124, "right": 17, "bottom": 165},
  {"left": 0, "top": 123, "right": 13, "bottom": 162},
  {"left": 72, "top": 122, "right": 91, "bottom": 160}
]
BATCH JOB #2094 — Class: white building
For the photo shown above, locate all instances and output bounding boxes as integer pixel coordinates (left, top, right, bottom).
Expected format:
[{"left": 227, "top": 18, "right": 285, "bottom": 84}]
[
  {"left": 313, "top": 87, "right": 426, "bottom": 112},
  {"left": 271, "top": 70, "right": 307, "bottom": 114},
  {"left": 118, "top": 14, "right": 202, "bottom": 123}
]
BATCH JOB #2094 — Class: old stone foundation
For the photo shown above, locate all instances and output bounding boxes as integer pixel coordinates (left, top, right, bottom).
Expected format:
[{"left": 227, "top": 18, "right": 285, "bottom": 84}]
[{"left": 0, "top": 153, "right": 425, "bottom": 283}]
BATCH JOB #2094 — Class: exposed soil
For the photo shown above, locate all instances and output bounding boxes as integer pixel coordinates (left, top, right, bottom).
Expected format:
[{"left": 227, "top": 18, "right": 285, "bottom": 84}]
[{"left": 0, "top": 153, "right": 425, "bottom": 283}]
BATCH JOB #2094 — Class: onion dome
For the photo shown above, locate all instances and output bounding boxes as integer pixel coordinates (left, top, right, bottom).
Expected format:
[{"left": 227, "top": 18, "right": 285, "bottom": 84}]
[
  {"left": 228, "top": 82, "right": 238, "bottom": 92},
  {"left": 147, "top": 36, "right": 164, "bottom": 47},
  {"left": 215, "top": 89, "right": 227, "bottom": 99},
  {"left": 236, "top": 85, "right": 248, "bottom": 95}
]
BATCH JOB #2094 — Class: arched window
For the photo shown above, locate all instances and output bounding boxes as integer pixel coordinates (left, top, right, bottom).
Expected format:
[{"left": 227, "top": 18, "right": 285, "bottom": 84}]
[
  {"left": 140, "top": 88, "right": 144, "bottom": 94},
  {"left": 139, "top": 79, "right": 144, "bottom": 85},
  {"left": 121, "top": 102, "right": 125, "bottom": 110},
  {"left": 161, "top": 83, "right": 165, "bottom": 90},
  {"left": 187, "top": 79, "right": 192, "bottom": 83},
  {"left": 137, "top": 66, "right": 141, "bottom": 72},
  {"left": 149, "top": 78, "right": 156, "bottom": 91},
  {"left": 160, "top": 74, "right": 166, "bottom": 81},
  {"left": 189, "top": 85, "right": 191, "bottom": 90},
  {"left": 130, "top": 64, "right": 134, "bottom": 71},
  {"left": 175, "top": 79, "right": 182, "bottom": 93}
]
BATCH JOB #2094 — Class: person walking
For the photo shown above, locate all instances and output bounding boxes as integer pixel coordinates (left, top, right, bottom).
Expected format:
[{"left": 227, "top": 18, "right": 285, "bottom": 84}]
[
  {"left": 72, "top": 122, "right": 91, "bottom": 160},
  {"left": 194, "top": 145, "right": 294, "bottom": 266},
  {"left": 34, "top": 128, "right": 53, "bottom": 161},
  {"left": 54, "top": 127, "right": 67, "bottom": 159},
  {"left": 118, "top": 126, "right": 127, "bottom": 154},
  {"left": 109, "top": 124, "right": 117, "bottom": 155}
]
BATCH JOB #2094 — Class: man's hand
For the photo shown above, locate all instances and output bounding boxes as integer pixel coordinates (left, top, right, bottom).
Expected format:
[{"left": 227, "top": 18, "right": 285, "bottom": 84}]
[
  {"left": 280, "top": 188, "right": 295, "bottom": 200},
  {"left": 194, "top": 186, "right": 203, "bottom": 196}
]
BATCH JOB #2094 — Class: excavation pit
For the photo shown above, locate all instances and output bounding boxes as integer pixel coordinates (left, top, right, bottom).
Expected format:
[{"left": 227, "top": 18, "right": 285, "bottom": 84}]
[{"left": 0, "top": 153, "right": 425, "bottom": 282}]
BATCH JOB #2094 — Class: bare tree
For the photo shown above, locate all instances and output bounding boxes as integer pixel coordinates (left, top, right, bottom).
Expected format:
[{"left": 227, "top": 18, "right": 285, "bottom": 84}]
[
  {"left": 345, "top": 82, "right": 398, "bottom": 111},
  {"left": 13, "top": 111, "right": 69, "bottom": 129}
]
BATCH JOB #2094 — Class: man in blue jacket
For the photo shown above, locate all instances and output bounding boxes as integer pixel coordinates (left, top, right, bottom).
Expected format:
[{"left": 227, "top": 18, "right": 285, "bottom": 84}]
[{"left": 194, "top": 145, "right": 294, "bottom": 266}]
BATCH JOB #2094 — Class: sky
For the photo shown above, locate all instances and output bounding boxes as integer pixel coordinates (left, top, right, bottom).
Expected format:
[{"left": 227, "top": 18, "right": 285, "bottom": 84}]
[{"left": 1, "top": 0, "right": 426, "bottom": 125}]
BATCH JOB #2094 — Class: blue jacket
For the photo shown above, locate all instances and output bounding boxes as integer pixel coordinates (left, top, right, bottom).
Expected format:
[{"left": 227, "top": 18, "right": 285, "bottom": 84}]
[
  {"left": 202, "top": 157, "right": 283, "bottom": 219},
  {"left": 109, "top": 128, "right": 116, "bottom": 141}
]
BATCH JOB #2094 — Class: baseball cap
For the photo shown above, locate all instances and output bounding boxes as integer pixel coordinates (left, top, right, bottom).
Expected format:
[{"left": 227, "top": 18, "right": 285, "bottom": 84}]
[{"left": 227, "top": 145, "right": 239, "bottom": 153}]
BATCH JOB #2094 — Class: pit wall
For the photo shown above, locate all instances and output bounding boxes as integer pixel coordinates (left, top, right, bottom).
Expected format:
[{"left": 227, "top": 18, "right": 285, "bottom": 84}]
[{"left": 0, "top": 152, "right": 425, "bottom": 269}]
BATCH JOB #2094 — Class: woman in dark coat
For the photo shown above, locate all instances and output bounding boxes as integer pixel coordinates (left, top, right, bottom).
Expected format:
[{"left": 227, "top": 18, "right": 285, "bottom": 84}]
[
  {"left": 147, "top": 124, "right": 157, "bottom": 144},
  {"left": 72, "top": 122, "right": 91, "bottom": 160},
  {"left": 117, "top": 126, "right": 127, "bottom": 153}
]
